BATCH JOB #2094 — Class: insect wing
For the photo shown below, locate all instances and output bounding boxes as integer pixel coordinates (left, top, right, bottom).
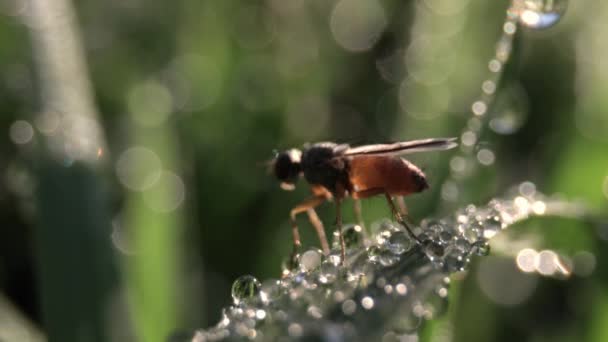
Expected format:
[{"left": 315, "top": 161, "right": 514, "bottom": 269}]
[{"left": 343, "top": 137, "right": 457, "bottom": 157}]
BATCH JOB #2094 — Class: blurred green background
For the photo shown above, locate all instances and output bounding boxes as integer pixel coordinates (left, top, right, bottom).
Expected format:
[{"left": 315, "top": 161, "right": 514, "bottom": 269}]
[{"left": 0, "top": 0, "right": 607, "bottom": 341}]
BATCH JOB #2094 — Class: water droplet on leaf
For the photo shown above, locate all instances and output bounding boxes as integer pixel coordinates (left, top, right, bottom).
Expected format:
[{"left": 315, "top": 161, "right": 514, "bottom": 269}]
[
  {"left": 231, "top": 275, "right": 261, "bottom": 305},
  {"left": 387, "top": 231, "right": 413, "bottom": 255}
]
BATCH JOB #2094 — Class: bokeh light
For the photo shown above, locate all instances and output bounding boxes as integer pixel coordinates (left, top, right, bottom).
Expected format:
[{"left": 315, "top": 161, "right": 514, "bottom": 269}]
[
  {"left": 115, "top": 147, "right": 162, "bottom": 191},
  {"left": 9, "top": 120, "right": 34, "bottom": 145},
  {"left": 330, "top": 0, "right": 387, "bottom": 52}
]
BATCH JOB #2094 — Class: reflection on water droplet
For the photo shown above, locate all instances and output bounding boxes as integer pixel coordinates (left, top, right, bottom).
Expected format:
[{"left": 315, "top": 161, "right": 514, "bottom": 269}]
[
  {"left": 517, "top": 0, "right": 567, "bottom": 29},
  {"left": 231, "top": 275, "right": 261, "bottom": 305}
]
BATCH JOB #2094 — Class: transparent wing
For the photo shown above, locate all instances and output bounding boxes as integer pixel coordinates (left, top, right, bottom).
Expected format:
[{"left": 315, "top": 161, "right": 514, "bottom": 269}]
[{"left": 343, "top": 137, "right": 458, "bottom": 157}]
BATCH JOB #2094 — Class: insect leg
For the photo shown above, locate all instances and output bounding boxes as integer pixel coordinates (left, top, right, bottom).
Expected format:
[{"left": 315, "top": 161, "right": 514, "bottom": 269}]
[
  {"left": 290, "top": 195, "right": 327, "bottom": 255},
  {"left": 353, "top": 199, "right": 366, "bottom": 232},
  {"left": 306, "top": 208, "right": 329, "bottom": 254},
  {"left": 335, "top": 196, "right": 345, "bottom": 263},
  {"left": 384, "top": 193, "right": 421, "bottom": 243},
  {"left": 396, "top": 196, "right": 408, "bottom": 217}
]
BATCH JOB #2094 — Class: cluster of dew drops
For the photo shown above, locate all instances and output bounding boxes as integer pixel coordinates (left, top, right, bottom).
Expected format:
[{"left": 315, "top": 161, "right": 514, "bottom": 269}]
[
  {"left": 193, "top": 182, "right": 555, "bottom": 342},
  {"left": 192, "top": 1, "right": 570, "bottom": 340}
]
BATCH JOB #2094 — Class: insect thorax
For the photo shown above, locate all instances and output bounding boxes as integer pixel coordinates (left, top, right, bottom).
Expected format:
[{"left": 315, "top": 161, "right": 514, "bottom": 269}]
[{"left": 301, "top": 143, "right": 350, "bottom": 194}]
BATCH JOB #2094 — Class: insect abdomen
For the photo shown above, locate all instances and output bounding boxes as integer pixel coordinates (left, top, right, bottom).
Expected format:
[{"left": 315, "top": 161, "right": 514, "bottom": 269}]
[{"left": 348, "top": 156, "right": 427, "bottom": 195}]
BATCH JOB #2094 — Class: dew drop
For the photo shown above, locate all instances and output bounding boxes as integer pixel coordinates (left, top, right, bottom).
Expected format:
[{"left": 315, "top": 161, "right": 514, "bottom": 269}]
[
  {"left": 300, "top": 249, "right": 323, "bottom": 272},
  {"left": 231, "top": 275, "right": 261, "bottom": 305},
  {"left": 516, "top": 0, "right": 567, "bottom": 30},
  {"left": 471, "top": 241, "right": 491, "bottom": 256},
  {"left": 443, "top": 253, "right": 468, "bottom": 273},
  {"left": 281, "top": 254, "right": 300, "bottom": 275},
  {"left": 318, "top": 261, "right": 340, "bottom": 284},
  {"left": 260, "top": 279, "right": 282, "bottom": 303},
  {"left": 335, "top": 224, "right": 365, "bottom": 249},
  {"left": 367, "top": 245, "right": 382, "bottom": 263},
  {"left": 422, "top": 240, "right": 445, "bottom": 261},
  {"left": 481, "top": 217, "right": 501, "bottom": 240},
  {"left": 387, "top": 231, "right": 413, "bottom": 255},
  {"left": 378, "top": 248, "right": 400, "bottom": 267}
]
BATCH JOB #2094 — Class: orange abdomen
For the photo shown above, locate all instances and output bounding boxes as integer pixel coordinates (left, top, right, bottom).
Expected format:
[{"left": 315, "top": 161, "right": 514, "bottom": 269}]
[{"left": 348, "top": 156, "right": 423, "bottom": 196}]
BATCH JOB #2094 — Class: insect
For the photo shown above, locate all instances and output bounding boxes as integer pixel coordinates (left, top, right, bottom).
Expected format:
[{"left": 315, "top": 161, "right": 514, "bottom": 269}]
[{"left": 272, "top": 137, "right": 458, "bottom": 263}]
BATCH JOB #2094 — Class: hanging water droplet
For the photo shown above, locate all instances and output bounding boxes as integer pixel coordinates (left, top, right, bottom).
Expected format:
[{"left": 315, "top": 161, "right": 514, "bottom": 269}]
[
  {"left": 231, "top": 275, "right": 262, "bottom": 305},
  {"left": 516, "top": 0, "right": 567, "bottom": 30},
  {"left": 387, "top": 231, "right": 413, "bottom": 255}
]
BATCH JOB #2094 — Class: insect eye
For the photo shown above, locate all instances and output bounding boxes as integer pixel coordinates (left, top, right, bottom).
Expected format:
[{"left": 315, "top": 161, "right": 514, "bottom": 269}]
[
  {"left": 274, "top": 151, "right": 301, "bottom": 184},
  {"left": 274, "top": 153, "right": 293, "bottom": 181}
]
